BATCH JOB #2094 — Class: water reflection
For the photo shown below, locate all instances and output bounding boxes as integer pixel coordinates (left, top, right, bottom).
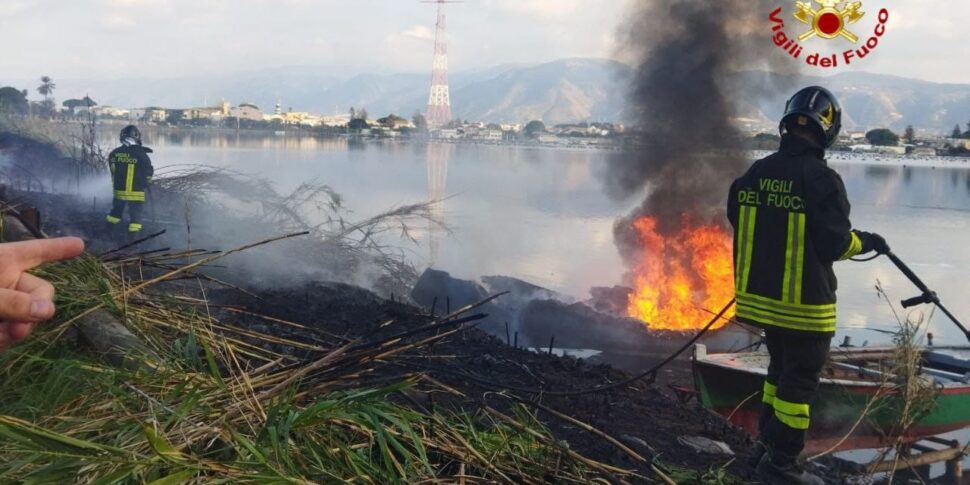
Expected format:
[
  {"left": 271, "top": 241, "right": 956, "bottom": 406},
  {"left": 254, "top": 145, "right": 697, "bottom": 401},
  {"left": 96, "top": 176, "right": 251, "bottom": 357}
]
[
  {"left": 831, "top": 160, "right": 970, "bottom": 346},
  {"left": 425, "top": 143, "right": 452, "bottom": 265}
]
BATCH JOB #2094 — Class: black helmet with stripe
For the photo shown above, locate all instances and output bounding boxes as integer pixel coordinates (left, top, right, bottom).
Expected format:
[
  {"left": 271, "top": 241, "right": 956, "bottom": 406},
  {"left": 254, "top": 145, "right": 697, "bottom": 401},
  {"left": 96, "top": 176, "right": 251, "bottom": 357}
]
[
  {"left": 120, "top": 125, "right": 142, "bottom": 146},
  {"left": 780, "top": 86, "right": 842, "bottom": 148}
]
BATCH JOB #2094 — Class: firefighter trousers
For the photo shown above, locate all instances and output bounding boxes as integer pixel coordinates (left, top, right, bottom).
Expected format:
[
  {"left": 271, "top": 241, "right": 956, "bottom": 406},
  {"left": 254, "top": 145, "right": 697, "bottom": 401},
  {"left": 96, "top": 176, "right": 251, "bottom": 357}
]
[
  {"left": 758, "top": 329, "right": 831, "bottom": 463},
  {"left": 107, "top": 199, "right": 144, "bottom": 233}
]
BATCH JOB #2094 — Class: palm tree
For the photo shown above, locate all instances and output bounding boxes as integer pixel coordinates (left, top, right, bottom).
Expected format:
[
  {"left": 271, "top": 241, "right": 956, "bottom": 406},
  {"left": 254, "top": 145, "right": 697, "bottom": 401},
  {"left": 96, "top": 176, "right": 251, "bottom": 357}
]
[
  {"left": 37, "top": 76, "right": 56, "bottom": 117},
  {"left": 37, "top": 75, "right": 56, "bottom": 99}
]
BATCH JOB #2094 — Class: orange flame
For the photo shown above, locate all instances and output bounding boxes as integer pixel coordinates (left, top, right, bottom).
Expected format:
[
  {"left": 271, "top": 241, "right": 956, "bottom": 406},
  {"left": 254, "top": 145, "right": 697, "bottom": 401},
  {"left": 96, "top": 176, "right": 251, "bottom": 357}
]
[{"left": 626, "top": 216, "right": 735, "bottom": 331}]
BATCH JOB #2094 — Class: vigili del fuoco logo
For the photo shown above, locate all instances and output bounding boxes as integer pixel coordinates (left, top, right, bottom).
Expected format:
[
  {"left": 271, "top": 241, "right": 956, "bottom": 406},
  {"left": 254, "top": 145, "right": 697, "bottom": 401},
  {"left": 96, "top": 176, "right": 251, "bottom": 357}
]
[{"left": 770, "top": 0, "right": 890, "bottom": 68}]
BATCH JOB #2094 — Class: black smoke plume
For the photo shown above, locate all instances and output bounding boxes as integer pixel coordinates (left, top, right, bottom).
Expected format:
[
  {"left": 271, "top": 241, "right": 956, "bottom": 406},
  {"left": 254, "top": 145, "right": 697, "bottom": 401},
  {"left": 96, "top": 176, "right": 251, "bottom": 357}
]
[{"left": 605, "top": 0, "right": 799, "bottom": 263}]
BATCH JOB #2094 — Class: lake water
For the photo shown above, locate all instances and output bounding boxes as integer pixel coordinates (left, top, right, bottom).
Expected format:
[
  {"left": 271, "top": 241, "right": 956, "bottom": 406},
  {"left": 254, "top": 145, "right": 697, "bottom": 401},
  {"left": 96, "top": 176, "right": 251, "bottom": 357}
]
[{"left": 143, "top": 131, "right": 970, "bottom": 348}]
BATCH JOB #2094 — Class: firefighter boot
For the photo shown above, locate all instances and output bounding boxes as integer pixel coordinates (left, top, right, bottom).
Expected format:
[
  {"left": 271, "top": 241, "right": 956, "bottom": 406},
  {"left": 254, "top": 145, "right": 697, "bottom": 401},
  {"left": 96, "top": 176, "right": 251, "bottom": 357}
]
[{"left": 756, "top": 453, "right": 825, "bottom": 485}]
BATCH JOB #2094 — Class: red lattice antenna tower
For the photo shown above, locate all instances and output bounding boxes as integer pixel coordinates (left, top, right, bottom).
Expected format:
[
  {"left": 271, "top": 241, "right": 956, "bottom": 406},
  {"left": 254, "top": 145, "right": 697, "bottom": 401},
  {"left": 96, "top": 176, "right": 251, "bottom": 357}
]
[{"left": 423, "top": 0, "right": 461, "bottom": 128}]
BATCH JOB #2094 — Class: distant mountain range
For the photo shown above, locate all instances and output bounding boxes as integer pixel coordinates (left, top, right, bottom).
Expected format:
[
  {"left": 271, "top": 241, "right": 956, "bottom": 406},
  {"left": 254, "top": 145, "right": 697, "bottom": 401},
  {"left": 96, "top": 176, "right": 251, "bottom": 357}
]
[
  {"left": 7, "top": 59, "right": 970, "bottom": 130},
  {"left": 729, "top": 71, "right": 970, "bottom": 133}
]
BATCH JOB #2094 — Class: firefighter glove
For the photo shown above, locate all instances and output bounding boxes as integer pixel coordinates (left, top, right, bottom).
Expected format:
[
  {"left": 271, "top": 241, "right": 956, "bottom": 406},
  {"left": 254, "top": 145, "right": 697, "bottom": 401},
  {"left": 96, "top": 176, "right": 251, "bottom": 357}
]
[{"left": 856, "top": 231, "right": 890, "bottom": 255}]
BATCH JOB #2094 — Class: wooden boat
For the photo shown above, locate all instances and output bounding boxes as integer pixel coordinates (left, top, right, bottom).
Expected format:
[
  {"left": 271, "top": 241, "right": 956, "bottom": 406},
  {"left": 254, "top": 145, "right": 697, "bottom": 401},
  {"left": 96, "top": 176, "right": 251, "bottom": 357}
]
[{"left": 692, "top": 344, "right": 970, "bottom": 453}]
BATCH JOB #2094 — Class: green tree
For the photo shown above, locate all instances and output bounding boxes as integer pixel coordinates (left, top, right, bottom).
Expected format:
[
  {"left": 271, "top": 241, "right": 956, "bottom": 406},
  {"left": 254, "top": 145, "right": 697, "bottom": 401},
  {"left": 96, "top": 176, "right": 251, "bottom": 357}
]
[
  {"left": 952, "top": 124, "right": 963, "bottom": 139},
  {"left": 523, "top": 120, "right": 546, "bottom": 138},
  {"left": 412, "top": 112, "right": 427, "bottom": 132},
  {"left": 348, "top": 118, "right": 368, "bottom": 131},
  {"left": 865, "top": 128, "right": 899, "bottom": 146},
  {"left": 348, "top": 107, "right": 369, "bottom": 131},
  {"left": 377, "top": 113, "right": 407, "bottom": 128},
  {"left": 0, "top": 86, "right": 29, "bottom": 114},
  {"left": 348, "top": 108, "right": 368, "bottom": 131},
  {"left": 62, "top": 96, "right": 98, "bottom": 111},
  {"left": 904, "top": 125, "right": 916, "bottom": 144}
]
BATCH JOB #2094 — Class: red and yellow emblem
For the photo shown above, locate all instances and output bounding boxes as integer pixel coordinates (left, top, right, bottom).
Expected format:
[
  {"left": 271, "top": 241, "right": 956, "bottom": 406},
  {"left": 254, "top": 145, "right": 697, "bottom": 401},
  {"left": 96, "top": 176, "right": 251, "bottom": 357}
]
[{"left": 794, "top": 0, "right": 865, "bottom": 43}]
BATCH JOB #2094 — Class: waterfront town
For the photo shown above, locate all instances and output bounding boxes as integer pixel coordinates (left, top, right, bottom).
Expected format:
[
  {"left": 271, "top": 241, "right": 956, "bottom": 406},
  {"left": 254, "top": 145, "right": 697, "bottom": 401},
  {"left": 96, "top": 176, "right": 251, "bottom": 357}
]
[{"left": 4, "top": 86, "right": 970, "bottom": 157}]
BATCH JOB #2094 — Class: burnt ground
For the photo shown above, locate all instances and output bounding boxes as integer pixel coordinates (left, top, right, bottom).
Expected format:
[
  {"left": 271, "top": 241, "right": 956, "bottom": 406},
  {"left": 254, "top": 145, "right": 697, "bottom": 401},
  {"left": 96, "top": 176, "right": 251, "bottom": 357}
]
[{"left": 206, "top": 282, "right": 761, "bottom": 482}]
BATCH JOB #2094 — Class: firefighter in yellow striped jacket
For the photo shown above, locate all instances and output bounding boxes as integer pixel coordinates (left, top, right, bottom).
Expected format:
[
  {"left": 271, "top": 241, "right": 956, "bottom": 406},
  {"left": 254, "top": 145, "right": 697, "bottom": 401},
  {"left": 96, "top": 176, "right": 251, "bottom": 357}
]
[
  {"left": 106, "top": 125, "right": 154, "bottom": 234},
  {"left": 728, "top": 86, "right": 888, "bottom": 485}
]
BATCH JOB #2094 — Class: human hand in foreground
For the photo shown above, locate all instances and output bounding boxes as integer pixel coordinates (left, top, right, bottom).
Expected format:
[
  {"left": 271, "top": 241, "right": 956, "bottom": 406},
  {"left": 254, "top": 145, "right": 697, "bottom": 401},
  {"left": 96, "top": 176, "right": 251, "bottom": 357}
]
[{"left": 0, "top": 237, "right": 85, "bottom": 352}]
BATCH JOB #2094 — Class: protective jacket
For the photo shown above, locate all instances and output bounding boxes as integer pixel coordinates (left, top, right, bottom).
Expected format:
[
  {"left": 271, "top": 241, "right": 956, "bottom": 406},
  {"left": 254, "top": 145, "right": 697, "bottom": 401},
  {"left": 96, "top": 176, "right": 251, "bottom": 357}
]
[
  {"left": 108, "top": 145, "right": 154, "bottom": 202},
  {"left": 728, "top": 134, "right": 862, "bottom": 335}
]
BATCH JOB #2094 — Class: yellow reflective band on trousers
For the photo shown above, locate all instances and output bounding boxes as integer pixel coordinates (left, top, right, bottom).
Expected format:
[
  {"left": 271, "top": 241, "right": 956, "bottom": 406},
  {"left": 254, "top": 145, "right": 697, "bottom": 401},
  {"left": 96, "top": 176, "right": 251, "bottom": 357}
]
[
  {"left": 129, "top": 223, "right": 143, "bottom": 233},
  {"left": 762, "top": 381, "right": 777, "bottom": 405},
  {"left": 781, "top": 212, "right": 806, "bottom": 304},
  {"left": 734, "top": 205, "right": 757, "bottom": 293},
  {"left": 773, "top": 397, "right": 811, "bottom": 430},
  {"left": 839, "top": 231, "right": 863, "bottom": 261},
  {"left": 113, "top": 190, "right": 145, "bottom": 202},
  {"left": 106, "top": 215, "right": 121, "bottom": 224},
  {"left": 736, "top": 292, "right": 836, "bottom": 333}
]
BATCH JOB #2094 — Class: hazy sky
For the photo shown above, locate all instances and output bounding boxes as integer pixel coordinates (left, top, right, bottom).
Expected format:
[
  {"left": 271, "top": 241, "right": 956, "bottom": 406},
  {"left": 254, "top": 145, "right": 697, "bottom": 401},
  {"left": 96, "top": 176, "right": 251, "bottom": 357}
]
[{"left": 0, "top": 0, "right": 966, "bottom": 85}]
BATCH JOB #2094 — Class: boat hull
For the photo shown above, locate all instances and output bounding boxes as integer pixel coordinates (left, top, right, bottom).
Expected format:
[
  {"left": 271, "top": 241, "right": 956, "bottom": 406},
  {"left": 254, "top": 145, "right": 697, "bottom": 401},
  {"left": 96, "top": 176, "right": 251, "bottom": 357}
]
[{"left": 693, "top": 348, "right": 970, "bottom": 453}]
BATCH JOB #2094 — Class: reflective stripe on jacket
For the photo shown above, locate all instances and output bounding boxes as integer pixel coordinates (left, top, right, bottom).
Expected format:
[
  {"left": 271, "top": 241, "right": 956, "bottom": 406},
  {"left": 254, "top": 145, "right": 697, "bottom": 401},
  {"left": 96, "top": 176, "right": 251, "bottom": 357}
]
[
  {"left": 727, "top": 135, "right": 861, "bottom": 335},
  {"left": 108, "top": 145, "right": 154, "bottom": 202}
]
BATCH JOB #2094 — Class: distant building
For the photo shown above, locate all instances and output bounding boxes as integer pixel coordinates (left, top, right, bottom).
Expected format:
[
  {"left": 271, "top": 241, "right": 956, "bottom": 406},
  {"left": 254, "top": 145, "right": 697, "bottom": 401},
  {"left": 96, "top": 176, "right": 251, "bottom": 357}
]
[
  {"left": 434, "top": 129, "right": 461, "bottom": 140},
  {"left": 476, "top": 129, "right": 503, "bottom": 142},
  {"left": 868, "top": 145, "right": 906, "bottom": 155},
  {"left": 371, "top": 127, "right": 400, "bottom": 138},
  {"left": 910, "top": 147, "right": 937, "bottom": 157},
  {"left": 185, "top": 106, "right": 224, "bottom": 121},
  {"left": 281, "top": 111, "right": 317, "bottom": 126},
  {"left": 230, "top": 103, "right": 263, "bottom": 121},
  {"left": 92, "top": 106, "right": 129, "bottom": 118},
  {"left": 385, "top": 118, "right": 414, "bottom": 130},
  {"left": 536, "top": 134, "right": 560, "bottom": 144},
  {"left": 320, "top": 115, "right": 351, "bottom": 127},
  {"left": 946, "top": 138, "right": 970, "bottom": 150},
  {"left": 131, "top": 107, "right": 167, "bottom": 122}
]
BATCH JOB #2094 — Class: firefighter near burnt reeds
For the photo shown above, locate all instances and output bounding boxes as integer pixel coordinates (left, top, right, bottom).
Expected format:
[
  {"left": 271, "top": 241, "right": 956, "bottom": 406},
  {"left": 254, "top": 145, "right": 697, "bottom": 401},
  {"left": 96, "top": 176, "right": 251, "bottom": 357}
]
[
  {"left": 728, "top": 86, "right": 888, "bottom": 485},
  {"left": 105, "top": 125, "right": 154, "bottom": 236}
]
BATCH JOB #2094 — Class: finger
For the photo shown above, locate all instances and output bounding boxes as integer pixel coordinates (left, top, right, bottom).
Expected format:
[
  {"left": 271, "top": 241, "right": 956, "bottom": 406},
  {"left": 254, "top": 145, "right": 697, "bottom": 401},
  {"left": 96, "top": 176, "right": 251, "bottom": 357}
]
[
  {"left": 16, "top": 273, "right": 55, "bottom": 302},
  {"left": 6, "top": 322, "right": 34, "bottom": 344},
  {"left": 0, "top": 288, "right": 53, "bottom": 322},
  {"left": 0, "top": 322, "right": 9, "bottom": 350},
  {"left": 2, "top": 237, "right": 85, "bottom": 272}
]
